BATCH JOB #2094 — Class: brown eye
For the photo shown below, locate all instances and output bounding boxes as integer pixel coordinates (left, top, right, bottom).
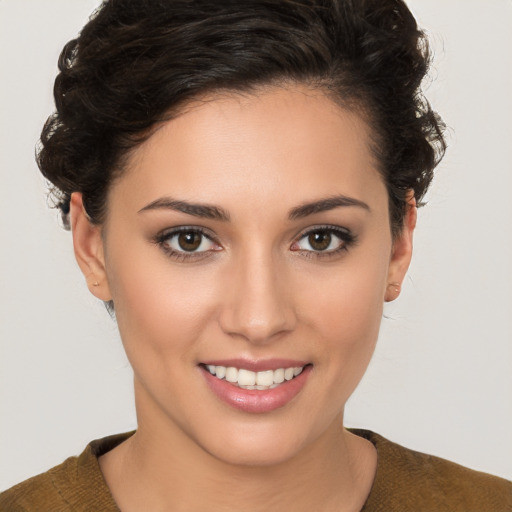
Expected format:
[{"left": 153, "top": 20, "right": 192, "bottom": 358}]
[
  {"left": 308, "top": 231, "right": 332, "bottom": 251},
  {"left": 160, "top": 229, "right": 218, "bottom": 254},
  {"left": 178, "top": 232, "right": 202, "bottom": 251},
  {"left": 291, "top": 226, "right": 354, "bottom": 255}
]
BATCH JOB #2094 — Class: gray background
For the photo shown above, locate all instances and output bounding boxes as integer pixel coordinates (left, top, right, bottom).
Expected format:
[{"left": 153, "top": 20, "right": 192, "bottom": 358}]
[{"left": 1, "top": 0, "right": 511, "bottom": 490}]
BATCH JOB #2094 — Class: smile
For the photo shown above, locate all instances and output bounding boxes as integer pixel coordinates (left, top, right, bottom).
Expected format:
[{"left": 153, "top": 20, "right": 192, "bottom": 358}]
[
  {"left": 200, "top": 361, "right": 312, "bottom": 413},
  {"left": 205, "top": 365, "right": 304, "bottom": 390}
]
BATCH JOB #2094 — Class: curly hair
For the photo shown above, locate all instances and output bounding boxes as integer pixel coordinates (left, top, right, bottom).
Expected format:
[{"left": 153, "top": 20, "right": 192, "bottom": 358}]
[{"left": 37, "top": 0, "right": 446, "bottom": 235}]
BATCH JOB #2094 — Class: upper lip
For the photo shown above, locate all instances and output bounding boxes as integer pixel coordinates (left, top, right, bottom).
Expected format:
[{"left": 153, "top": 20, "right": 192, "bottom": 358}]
[{"left": 200, "top": 358, "right": 310, "bottom": 372}]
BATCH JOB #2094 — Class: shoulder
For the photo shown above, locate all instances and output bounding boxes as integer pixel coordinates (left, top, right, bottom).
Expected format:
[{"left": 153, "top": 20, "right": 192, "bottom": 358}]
[
  {"left": 0, "top": 432, "right": 131, "bottom": 512},
  {"left": 0, "top": 456, "right": 79, "bottom": 512},
  {"left": 352, "top": 429, "right": 512, "bottom": 512}
]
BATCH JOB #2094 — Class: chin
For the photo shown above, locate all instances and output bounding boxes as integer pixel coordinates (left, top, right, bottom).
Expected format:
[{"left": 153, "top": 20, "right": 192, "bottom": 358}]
[{"left": 195, "top": 416, "right": 323, "bottom": 468}]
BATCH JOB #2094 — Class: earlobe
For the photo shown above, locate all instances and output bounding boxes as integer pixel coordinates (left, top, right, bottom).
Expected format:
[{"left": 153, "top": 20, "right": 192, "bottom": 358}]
[
  {"left": 385, "top": 191, "right": 417, "bottom": 302},
  {"left": 70, "top": 193, "right": 112, "bottom": 301}
]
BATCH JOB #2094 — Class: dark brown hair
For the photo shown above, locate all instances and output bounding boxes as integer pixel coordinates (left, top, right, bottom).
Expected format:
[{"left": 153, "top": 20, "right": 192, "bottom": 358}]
[{"left": 37, "top": 0, "right": 446, "bottom": 235}]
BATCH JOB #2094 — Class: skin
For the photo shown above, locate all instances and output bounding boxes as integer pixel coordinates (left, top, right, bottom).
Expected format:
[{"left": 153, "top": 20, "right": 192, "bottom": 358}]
[{"left": 71, "top": 85, "right": 416, "bottom": 512}]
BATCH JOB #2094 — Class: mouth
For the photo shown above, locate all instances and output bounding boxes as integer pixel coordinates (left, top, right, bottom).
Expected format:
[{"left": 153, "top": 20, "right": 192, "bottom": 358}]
[
  {"left": 202, "top": 364, "right": 305, "bottom": 390},
  {"left": 199, "top": 361, "right": 312, "bottom": 413}
]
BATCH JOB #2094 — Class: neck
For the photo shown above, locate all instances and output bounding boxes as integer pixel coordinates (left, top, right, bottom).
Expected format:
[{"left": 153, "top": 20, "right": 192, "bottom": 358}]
[{"left": 100, "top": 391, "right": 376, "bottom": 512}]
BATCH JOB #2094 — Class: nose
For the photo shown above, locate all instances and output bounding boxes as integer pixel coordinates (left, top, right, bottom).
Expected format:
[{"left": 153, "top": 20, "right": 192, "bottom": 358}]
[{"left": 218, "top": 252, "right": 297, "bottom": 345}]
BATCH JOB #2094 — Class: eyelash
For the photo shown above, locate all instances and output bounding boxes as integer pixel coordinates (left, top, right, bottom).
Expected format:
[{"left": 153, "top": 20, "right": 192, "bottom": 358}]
[
  {"left": 291, "top": 225, "right": 357, "bottom": 259},
  {"left": 153, "top": 226, "right": 220, "bottom": 262},
  {"left": 153, "top": 225, "right": 357, "bottom": 262}
]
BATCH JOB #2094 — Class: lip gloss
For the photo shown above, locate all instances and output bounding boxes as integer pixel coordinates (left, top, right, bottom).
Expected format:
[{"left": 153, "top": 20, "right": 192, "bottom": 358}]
[{"left": 200, "top": 364, "right": 312, "bottom": 413}]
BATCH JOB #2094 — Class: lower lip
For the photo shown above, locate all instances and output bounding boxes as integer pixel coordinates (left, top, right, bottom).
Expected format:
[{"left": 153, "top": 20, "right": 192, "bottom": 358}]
[{"left": 200, "top": 365, "right": 312, "bottom": 413}]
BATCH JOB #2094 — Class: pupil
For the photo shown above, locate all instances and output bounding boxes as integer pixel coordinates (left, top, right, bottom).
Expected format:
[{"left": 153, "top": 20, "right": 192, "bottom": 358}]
[
  {"left": 178, "top": 232, "right": 201, "bottom": 251},
  {"left": 309, "top": 231, "right": 331, "bottom": 251}
]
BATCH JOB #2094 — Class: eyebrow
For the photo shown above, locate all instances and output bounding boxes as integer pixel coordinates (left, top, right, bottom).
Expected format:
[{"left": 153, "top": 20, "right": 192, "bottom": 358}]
[
  {"left": 288, "top": 195, "right": 370, "bottom": 220},
  {"left": 138, "top": 197, "right": 230, "bottom": 221},
  {"left": 138, "top": 194, "right": 369, "bottom": 222}
]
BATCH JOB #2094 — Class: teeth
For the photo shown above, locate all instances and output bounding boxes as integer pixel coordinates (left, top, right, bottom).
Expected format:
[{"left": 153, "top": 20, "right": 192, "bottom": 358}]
[
  {"left": 205, "top": 364, "right": 306, "bottom": 389},
  {"left": 273, "top": 368, "right": 285, "bottom": 384},
  {"left": 225, "top": 367, "right": 238, "bottom": 383},
  {"left": 256, "top": 370, "right": 274, "bottom": 387},
  {"left": 238, "top": 369, "right": 256, "bottom": 386}
]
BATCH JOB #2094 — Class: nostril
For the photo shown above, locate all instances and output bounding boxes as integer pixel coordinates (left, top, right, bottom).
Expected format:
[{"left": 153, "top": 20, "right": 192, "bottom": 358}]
[{"left": 220, "top": 313, "right": 296, "bottom": 344}]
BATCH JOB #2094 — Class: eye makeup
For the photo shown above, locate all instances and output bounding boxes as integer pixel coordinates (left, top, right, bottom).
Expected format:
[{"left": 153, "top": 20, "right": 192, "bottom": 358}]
[
  {"left": 291, "top": 224, "right": 358, "bottom": 260},
  {"left": 152, "top": 223, "right": 357, "bottom": 263},
  {"left": 153, "top": 226, "right": 222, "bottom": 262}
]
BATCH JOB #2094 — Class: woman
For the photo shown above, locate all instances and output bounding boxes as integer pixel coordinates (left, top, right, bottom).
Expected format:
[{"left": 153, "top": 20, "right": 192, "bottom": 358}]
[{"left": 1, "top": 0, "right": 511, "bottom": 510}]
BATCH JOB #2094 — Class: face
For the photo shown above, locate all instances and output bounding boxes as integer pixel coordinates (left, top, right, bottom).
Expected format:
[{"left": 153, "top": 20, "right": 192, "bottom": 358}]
[{"left": 72, "top": 86, "right": 413, "bottom": 466}]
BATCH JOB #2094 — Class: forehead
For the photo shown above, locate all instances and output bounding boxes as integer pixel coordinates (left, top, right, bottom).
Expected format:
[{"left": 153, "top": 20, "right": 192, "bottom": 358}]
[{"left": 111, "top": 86, "right": 388, "bottom": 218}]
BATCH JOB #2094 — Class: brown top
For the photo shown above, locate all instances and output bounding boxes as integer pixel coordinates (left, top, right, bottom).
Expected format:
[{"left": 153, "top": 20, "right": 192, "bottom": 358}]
[{"left": 1, "top": 429, "right": 511, "bottom": 511}]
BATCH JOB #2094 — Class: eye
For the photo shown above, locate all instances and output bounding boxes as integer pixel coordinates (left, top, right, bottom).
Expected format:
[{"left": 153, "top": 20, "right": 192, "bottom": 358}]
[
  {"left": 165, "top": 231, "right": 214, "bottom": 252},
  {"left": 291, "top": 226, "right": 355, "bottom": 255},
  {"left": 155, "top": 227, "right": 221, "bottom": 259}
]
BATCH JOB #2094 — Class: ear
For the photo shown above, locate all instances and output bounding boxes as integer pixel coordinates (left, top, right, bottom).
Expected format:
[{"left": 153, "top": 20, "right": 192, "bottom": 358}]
[
  {"left": 70, "top": 192, "right": 112, "bottom": 301},
  {"left": 385, "top": 191, "right": 417, "bottom": 302}
]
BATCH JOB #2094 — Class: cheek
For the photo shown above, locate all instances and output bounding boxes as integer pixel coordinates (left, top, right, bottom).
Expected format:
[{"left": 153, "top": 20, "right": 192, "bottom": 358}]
[
  {"left": 299, "top": 247, "right": 389, "bottom": 388},
  {"left": 303, "top": 248, "right": 388, "bottom": 335},
  {"left": 104, "top": 237, "right": 221, "bottom": 365}
]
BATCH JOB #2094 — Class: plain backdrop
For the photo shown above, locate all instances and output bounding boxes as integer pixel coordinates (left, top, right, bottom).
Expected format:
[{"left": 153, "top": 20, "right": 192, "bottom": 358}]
[{"left": 1, "top": 0, "right": 511, "bottom": 491}]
